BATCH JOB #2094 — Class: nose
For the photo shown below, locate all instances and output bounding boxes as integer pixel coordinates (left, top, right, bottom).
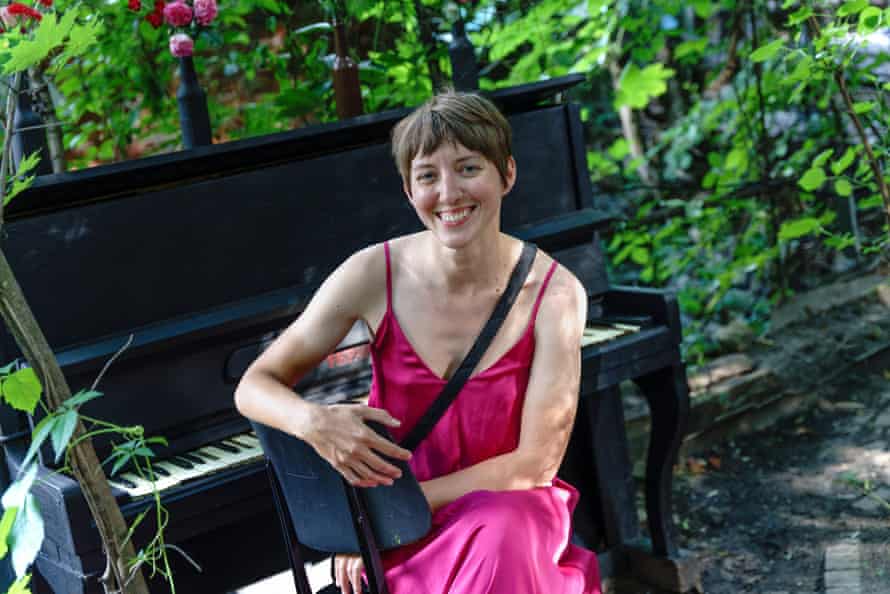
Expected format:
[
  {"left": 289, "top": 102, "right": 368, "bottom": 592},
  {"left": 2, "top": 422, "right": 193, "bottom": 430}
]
[{"left": 438, "top": 170, "right": 462, "bottom": 203}]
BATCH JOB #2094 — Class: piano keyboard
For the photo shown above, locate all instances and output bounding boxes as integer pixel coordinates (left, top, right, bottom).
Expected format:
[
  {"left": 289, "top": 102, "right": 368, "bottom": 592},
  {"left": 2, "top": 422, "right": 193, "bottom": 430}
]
[
  {"left": 108, "top": 322, "right": 640, "bottom": 498},
  {"left": 109, "top": 432, "right": 264, "bottom": 498},
  {"left": 581, "top": 322, "right": 640, "bottom": 347}
]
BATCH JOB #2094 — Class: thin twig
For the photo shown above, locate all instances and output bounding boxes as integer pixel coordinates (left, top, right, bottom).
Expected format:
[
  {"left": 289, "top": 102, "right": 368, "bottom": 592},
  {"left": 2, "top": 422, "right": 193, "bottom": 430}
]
[{"left": 91, "top": 334, "right": 134, "bottom": 392}]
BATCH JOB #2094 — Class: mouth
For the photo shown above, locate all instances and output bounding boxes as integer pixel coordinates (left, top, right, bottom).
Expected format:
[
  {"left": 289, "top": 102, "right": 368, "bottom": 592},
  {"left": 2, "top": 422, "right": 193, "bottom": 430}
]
[{"left": 436, "top": 206, "right": 477, "bottom": 227}]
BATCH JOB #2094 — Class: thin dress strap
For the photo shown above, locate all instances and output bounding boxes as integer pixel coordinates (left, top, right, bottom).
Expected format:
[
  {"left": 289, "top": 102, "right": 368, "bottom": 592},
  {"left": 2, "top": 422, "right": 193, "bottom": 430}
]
[
  {"left": 530, "top": 260, "right": 559, "bottom": 322},
  {"left": 383, "top": 241, "right": 393, "bottom": 312}
]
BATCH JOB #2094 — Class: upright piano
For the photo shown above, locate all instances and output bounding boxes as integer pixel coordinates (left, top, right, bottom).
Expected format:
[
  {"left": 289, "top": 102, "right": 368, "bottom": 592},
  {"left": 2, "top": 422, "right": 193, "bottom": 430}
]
[{"left": 0, "top": 75, "right": 696, "bottom": 593}]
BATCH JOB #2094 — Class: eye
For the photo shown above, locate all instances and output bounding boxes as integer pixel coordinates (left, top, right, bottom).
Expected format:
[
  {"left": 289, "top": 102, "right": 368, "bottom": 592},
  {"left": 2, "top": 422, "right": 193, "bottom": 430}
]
[
  {"left": 461, "top": 164, "right": 482, "bottom": 174},
  {"left": 415, "top": 171, "right": 435, "bottom": 184}
]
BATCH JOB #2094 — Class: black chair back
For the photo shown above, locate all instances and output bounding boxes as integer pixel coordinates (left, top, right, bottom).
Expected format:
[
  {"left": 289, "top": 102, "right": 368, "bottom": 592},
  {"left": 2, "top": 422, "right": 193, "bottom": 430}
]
[{"left": 251, "top": 421, "right": 431, "bottom": 594}]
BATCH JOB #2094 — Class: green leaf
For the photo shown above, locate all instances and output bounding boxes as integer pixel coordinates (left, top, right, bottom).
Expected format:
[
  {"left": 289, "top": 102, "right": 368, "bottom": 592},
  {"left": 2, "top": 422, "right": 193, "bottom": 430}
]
[
  {"left": 858, "top": 6, "right": 882, "bottom": 34},
  {"left": 0, "top": 361, "right": 17, "bottom": 375},
  {"left": 0, "top": 506, "right": 18, "bottom": 559},
  {"left": 831, "top": 147, "right": 857, "bottom": 175},
  {"left": 838, "top": 0, "right": 868, "bottom": 17},
  {"left": 64, "top": 390, "right": 102, "bottom": 409},
  {"left": 1, "top": 465, "right": 37, "bottom": 511},
  {"left": 858, "top": 194, "right": 883, "bottom": 209},
  {"left": 779, "top": 217, "right": 821, "bottom": 241},
  {"left": 750, "top": 39, "right": 784, "bottom": 63},
  {"left": 690, "top": 0, "right": 714, "bottom": 19},
  {"left": 1, "top": 369, "right": 41, "bottom": 414},
  {"left": 798, "top": 168, "right": 827, "bottom": 191},
  {"left": 835, "top": 178, "right": 853, "bottom": 197},
  {"left": 786, "top": 55, "right": 812, "bottom": 82},
  {"left": 813, "top": 149, "right": 834, "bottom": 168},
  {"left": 630, "top": 246, "right": 650, "bottom": 265},
  {"left": 675, "top": 38, "right": 708, "bottom": 60},
  {"left": 21, "top": 417, "right": 54, "bottom": 470},
  {"left": 7, "top": 494, "right": 43, "bottom": 578},
  {"left": 787, "top": 6, "right": 813, "bottom": 25},
  {"left": 852, "top": 101, "right": 875, "bottom": 114},
  {"left": 725, "top": 147, "right": 748, "bottom": 171},
  {"left": 607, "top": 138, "right": 629, "bottom": 160},
  {"left": 50, "top": 410, "right": 78, "bottom": 464},
  {"left": 614, "top": 63, "right": 675, "bottom": 109}
]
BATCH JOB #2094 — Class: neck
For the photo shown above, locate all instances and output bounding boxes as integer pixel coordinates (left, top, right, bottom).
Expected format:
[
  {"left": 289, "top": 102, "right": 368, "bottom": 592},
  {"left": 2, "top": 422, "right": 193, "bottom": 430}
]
[{"left": 423, "top": 232, "right": 517, "bottom": 293}]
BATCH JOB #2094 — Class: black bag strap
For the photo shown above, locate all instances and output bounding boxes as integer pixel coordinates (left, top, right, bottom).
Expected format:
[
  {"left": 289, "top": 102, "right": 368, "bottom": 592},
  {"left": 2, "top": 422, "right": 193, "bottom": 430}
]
[{"left": 399, "top": 242, "right": 538, "bottom": 452}]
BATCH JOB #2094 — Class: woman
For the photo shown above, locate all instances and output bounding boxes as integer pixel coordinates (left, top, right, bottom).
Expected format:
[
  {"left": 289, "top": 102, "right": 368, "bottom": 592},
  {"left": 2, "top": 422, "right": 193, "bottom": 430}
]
[{"left": 234, "top": 91, "right": 602, "bottom": 594}]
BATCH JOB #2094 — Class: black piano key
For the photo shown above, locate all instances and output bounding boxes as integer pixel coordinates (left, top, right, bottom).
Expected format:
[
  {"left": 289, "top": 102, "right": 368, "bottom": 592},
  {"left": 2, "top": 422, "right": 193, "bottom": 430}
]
[
  {"left": 167, "top": 457, "right": 194, "bottom": 470},
  {"left": 229, "top": 438, "right": 251, "bottom": 449},
  {"left": 213, "top": 442, "right": 238, "bottom": 454},
  {"left": 198, "top": 449, "right": 220, "bottom": 461},
  {"left": 181, "top": 452, "right": 205, "bottom": 465},
  {"left": 152, "top": 465, "right": 171, "bottom": 477},
  {"left": 115, "top": 477, "right": 138, "bottom": 489}
]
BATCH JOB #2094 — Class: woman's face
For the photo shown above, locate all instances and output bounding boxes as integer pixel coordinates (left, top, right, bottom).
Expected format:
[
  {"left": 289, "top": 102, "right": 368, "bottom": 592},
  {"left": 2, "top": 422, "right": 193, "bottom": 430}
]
[{"left": 405, "top": 141, "right": 515, "bottom": 249}]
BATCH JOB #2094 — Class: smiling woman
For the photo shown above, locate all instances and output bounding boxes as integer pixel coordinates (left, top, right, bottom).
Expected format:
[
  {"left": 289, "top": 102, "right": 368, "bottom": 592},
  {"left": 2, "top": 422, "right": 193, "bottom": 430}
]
[{"left": 234, "top": 91, "right": 601, "bottom": 594}]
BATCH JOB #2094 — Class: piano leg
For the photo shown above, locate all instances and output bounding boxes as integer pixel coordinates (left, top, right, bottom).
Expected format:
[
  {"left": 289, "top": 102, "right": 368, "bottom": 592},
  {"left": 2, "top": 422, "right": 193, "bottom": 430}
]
[
  {"left": 561, "top": 386, "right": 639, "bottom": 580},
  {"left": 633, "top": 363, "right": 688, "bottom": 557},
  {"left": 630, "top": 363, "right": 702, "bottom": 592}
]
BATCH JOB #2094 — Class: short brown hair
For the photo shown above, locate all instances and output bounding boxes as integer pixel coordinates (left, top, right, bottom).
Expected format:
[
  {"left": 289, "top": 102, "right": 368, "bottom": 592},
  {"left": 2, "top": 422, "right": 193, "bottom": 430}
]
[{"left": 391, "top": 90, "right": 513, "bottom": 186}]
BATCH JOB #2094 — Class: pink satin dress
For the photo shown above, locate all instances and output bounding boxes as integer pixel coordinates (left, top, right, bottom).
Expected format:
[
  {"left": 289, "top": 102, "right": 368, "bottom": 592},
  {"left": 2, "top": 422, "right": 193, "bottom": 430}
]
[{"left": 366, "top": 242, "right": 602, "bottom": 594}]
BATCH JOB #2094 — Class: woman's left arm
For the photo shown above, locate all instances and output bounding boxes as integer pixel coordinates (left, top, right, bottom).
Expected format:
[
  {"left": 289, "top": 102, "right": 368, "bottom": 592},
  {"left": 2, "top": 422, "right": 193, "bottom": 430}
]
[{"left": 420, "top": 267, "right": 588, "bottom": 512}]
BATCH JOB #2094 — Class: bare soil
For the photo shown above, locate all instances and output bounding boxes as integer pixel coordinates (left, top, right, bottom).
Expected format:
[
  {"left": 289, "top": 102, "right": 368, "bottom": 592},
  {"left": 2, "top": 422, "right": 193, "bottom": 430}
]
[{"left": 667, "top": 294, "right": 890, "bottom": 593}]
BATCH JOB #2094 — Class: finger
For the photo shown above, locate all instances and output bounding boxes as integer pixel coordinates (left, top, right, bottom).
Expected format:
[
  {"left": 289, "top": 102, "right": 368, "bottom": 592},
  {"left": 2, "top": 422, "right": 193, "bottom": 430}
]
[
  {"left": 349, "top": 558, "right": 363, "bottom": 594},
  {"left": 351, "top": 460, "right": 394, "bottom": 486},
  {"left": 358, "top": 449, "right": 403, "bottom": 480},
  {"left": 365, "top": 431, "right": 412, "bottom": 461},
  {"left": 334, "top": 558, "right": 345, "bottom": 593},
  {"left": 360, "top": 406, "right": 402, "bottom": 428},
  {"left": 340, "top": 466, "right": 363, "bottom": 487}
]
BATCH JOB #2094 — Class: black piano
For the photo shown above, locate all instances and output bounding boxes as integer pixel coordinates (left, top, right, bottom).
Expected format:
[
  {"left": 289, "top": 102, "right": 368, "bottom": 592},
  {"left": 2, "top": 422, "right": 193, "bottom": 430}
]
[{"left": 0, "top": 75, "right": 696, "bottom": 593}]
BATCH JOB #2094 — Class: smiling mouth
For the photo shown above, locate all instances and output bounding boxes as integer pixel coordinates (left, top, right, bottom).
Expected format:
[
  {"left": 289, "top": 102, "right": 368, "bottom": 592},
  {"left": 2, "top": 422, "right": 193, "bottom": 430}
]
[{"left": 436, "top": 206, "right": 476, "bottom": 225}]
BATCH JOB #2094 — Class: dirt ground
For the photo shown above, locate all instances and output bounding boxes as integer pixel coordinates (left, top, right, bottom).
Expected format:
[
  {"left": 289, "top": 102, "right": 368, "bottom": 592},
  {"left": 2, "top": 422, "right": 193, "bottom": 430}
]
[{"left": 665, "top": 293, "right": 890, "bottom": 593}]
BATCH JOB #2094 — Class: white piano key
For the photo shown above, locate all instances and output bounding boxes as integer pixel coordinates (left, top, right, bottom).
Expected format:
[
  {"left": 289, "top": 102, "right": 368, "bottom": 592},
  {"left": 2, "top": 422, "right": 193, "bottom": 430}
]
[{"left": 110, "top": 432, "right": 266, "bottom": 498}]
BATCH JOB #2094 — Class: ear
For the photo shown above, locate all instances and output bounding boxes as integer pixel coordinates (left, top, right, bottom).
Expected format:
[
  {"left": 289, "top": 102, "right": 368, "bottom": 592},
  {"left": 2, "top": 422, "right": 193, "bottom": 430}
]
[{"left": 501, "top": 156, "right": 517, "bottom": 196}]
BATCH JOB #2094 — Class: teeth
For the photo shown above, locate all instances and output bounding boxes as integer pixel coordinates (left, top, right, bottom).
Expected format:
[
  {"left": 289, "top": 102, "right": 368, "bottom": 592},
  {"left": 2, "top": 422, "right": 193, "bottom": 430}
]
[{"left": 439, "top": 208, "right": 472, "bottom": 223}]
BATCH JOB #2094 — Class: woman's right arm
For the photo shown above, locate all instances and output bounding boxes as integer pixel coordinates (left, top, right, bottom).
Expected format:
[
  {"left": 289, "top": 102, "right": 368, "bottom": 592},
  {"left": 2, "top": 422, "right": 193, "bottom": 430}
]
[{"left": 234, "top": 246, "right": 411, "bottom": 487}]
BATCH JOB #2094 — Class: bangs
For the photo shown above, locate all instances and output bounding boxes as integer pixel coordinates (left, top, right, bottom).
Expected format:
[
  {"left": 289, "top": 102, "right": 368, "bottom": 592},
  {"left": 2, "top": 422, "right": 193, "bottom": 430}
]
[{"left": 391, "top": 91, "right": 513, "bottom": 185}]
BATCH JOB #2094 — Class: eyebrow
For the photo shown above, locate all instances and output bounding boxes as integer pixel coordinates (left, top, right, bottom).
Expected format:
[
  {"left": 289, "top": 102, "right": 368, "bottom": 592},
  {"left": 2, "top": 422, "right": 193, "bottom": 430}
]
[{"left": 411, "top": 154, "right": 482, "bottom": 169}]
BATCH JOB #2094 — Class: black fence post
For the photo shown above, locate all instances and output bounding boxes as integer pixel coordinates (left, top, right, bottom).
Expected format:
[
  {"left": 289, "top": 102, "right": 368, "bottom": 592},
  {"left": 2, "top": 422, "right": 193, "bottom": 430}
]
[{"left": 448, "top": 17, "right": 479, "bottom": 92}]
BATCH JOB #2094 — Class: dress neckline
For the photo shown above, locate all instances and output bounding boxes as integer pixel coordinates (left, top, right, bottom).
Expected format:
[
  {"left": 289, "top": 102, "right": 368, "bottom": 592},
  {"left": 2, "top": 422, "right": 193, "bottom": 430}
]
[{"left": 383, "top": 308, "right": 535, "bottom": 383}]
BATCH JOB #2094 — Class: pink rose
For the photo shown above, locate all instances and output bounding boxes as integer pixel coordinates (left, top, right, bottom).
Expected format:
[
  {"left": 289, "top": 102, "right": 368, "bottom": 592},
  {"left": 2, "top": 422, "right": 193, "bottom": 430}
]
[
  {"left": 162, "top": 1, "right": 192, "bottom": 27},
  {"left": 169, "top": 32, "right": 194, "bottom": 57},
  {"left": 193, "top": 0, "right": 217, "bottom": 26}
]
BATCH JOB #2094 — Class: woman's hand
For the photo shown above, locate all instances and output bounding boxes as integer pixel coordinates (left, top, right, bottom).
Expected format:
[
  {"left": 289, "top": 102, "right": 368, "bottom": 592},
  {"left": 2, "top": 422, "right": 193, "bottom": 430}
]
[
  {"left": 301, "top": 404, "right": 411, "bottom": 487},
  {"left": 334, "top": 553, "right": 365, "bottom": 594}
]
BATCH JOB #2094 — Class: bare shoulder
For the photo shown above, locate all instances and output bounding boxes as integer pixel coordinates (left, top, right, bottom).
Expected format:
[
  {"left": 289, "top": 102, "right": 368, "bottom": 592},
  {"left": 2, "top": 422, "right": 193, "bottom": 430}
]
[
  {"left": 534, "top": 254, "right": 587, "bottom": 340},
  {"left": 328, "top": 242, "right": 390, "bottom": 321}
]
